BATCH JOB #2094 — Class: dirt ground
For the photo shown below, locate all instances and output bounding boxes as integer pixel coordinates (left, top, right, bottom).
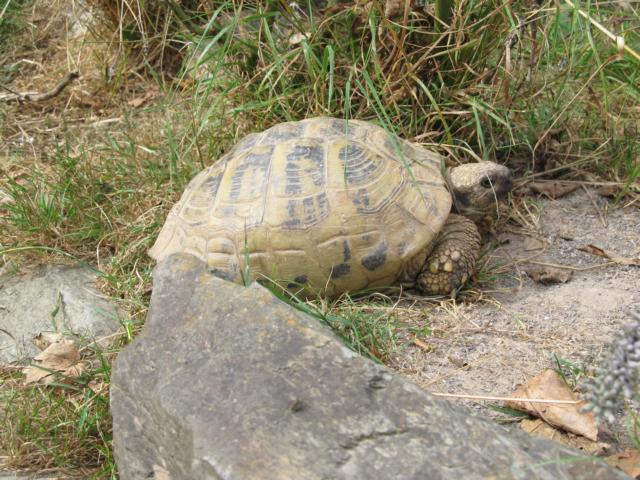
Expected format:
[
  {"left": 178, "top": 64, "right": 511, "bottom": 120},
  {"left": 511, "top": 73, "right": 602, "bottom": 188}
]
[{"left": 391, "top": 188, "right": 640, "bottom": 446}]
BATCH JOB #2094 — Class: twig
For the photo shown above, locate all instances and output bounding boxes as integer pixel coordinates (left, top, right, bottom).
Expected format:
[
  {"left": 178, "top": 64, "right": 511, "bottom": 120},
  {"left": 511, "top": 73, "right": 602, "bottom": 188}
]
[
  {"left": 0, "top": 71, "right": 80, "bottom": 103},
  {"left": 581, "top": 185, "right": 607, "bottom": 228},
  {"left": 0, "top": 83, "right": 20, "bottom": 95},
  {"left": 525, "top": 260, "right": 616, "bottom": 271},
  {"left": 0, "top": 328, "right": 15, "bottom": 340},
  {"left": 431, "top": 392, "right": 581, "bottom": 404},
  {"left": 523, "top": 179, "right": 629, "bottom": 186},
  {"left": 502, "top": 14, "right": 524, "bottom": 103},
  {"left": 564, "top": 0, "right": 640, "bottom": 63}
]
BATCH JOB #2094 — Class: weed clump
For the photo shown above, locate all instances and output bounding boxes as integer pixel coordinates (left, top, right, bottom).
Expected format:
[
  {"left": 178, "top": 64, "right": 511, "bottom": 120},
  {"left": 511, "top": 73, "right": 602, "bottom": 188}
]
[{"left": 584, "top": 309, "right": 640, "bottom": 424}]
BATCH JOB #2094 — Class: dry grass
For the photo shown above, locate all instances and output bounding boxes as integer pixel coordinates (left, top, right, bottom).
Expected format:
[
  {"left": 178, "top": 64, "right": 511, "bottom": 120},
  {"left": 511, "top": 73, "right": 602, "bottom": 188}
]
[{"left": 0, "top": 350, "right": 115, "bottom": 476}]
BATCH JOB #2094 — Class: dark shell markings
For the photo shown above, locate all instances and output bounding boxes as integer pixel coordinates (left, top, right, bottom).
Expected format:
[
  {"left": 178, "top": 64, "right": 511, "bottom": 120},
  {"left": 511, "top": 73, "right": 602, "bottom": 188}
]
[{"left": 149, "top": 117, "right": 452, "bottom": 297}]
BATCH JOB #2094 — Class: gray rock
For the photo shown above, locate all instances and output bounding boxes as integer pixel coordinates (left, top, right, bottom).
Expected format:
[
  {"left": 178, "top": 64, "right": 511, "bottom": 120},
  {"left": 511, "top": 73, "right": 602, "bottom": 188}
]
[
  {"left": 112, "top": 254, "right": 627, "bottom": 480},
  {"left": 0, "top": 265, "right": 121, "bottom": 364}
]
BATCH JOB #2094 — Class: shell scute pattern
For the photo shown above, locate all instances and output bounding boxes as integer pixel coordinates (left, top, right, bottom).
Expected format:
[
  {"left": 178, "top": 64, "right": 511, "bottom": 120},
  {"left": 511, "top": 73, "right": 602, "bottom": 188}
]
[
  {"left": 223, "top": 132, "right": 262, "bottom": 159},
  {"left": 149, "top": 117, "right": 452, "bottom": 296},
  {"left": 264, "top": 138, "right": 330, "bottom": 230},
  {"left": 338, "top": 143, "right": 377, "bottom": 185},
  {"left": 302, "top": 117, "right": 363, "bottom": 139},
  {"left": 178, "top": 163, "right": 226, "bottom": 225},
  {"left": 283, "top": 142, "right": 325, "bottom": 194},
  {"left": 257, "top": 122, "right": 306, "bottom": 145},
  {"left": 226, "top": 146, "right": 272, "bottom": 203},
  {"left": 361, "top": 242, "right": 388, "bottom": 271}
]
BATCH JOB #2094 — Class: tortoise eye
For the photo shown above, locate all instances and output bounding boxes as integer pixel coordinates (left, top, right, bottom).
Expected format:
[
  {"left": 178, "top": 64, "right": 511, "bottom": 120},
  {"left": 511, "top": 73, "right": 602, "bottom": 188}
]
[{"left": 480, "top": 177, "right": 493, "bottom": 189}]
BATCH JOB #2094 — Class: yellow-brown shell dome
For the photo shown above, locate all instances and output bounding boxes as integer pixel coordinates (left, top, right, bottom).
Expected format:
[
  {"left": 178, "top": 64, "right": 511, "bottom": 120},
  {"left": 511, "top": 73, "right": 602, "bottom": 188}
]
[{"left": 149, "top": 117, "right": 452, "bottom": 296}]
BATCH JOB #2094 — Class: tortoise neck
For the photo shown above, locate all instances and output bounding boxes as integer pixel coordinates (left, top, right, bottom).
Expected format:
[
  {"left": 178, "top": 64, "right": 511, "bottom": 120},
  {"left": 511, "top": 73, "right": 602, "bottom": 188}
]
[{"left": 444, "top": 167, "right": 462, "bottom": 215}]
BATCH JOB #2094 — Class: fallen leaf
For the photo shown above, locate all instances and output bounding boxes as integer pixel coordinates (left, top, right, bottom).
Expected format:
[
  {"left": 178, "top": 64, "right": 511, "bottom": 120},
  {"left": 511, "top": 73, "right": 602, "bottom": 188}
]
[
  {"left": 578, "top": 244, "right": 640, "bottom": 266},
  {"left": 387, "top": 85, "right": 412, "bottom": 103},
  {"left": 0, "top": 188, "right": 12, "bottom": 206},
  {"left": 578, "top": 244, "right": 607, "bottom": 257},
  {"left": 615, "top": 0, "right": 634, "bottom": 10},
  {"left": 529, "top": 182, "right": 580, "bottom": 199},
  {"left": 384, "top": 0, "right": 403, "bottom": 18},
  {"left": 448, "top": 355, "right": 469, "bottom": 369},
  {"left": 31, "top": 331, "right": 64, "bottom": 351},
  {"left": 23, "top": 339, "right": 85, "bottom": 385},
  {"left": 521, "top": 418, "right": 609, "bottom": 456},
  {"left": 153, "top": 465, "right": 171, "bottom": 480},
  {"left": 413, "top": 338, "right": 433, "bottom": 352},
  {"left": 505, "top": 369, "right": 598, "bottom": 441},
  {"left": 525, "top": 265, "right": 573, "bottom": 285},
  {"left": 87, "top": 378, "right": 105, "bottom": 394},
  {"left": 607, "top": 450, "right": 640, "bottom": 478},
  {"left": 288, "top": 32, "right": 309, "bottom": 45},
  {"left": 176, "top": 77, "right": 194, "bottom": 91},
  {"left": 127, "top": 87, "right": 159, "bottom": 108},
  {"left": 523, "top": 236, "right": 546, "bottom": 252},
  {"left": 597, "top": 185, "right": 620, "bottom": 198},
  {"left": 557, "top": 228, "right": 575, "bottom": 241}
]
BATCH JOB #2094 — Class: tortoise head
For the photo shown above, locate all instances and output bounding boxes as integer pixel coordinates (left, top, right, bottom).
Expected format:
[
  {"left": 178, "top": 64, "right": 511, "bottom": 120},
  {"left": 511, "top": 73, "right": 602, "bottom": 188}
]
[{"left": 445, "top": 161, "right": 512, "bottom": 221}]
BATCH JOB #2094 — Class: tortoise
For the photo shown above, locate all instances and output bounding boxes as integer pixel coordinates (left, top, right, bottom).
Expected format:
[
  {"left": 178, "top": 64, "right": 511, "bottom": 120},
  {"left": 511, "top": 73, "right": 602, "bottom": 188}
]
[{"left": 149, "top": 117, "right": 512, "bottom": 297}]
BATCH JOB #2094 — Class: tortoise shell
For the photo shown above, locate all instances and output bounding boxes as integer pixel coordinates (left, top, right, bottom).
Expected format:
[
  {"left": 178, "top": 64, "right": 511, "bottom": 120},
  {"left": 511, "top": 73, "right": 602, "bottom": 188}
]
[{"left": 149, "top": 117, "right": 452, "bottom": 296}]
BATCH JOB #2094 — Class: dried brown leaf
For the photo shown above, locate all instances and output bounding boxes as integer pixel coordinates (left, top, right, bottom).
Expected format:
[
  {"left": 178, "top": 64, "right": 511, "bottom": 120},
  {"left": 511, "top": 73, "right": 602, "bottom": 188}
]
[
  {"left": 529, "top": 182, "right": 580, "bottom": 199},
  {"left": 448, "top": 355, "right": 469, "bottom": 369},
  {"left": 525, "top": 265, "right": 573, "bottom": 285},
  {"left": 288, "top": 32, "right": 309, "bottom": 45},
  {"left": 578, "top": 244, "right": 608, "bottom": 257},
  {"left": 0, "top": 188, "right": 12, "bottom": 206},
  {"left": 578, "top": 244, "right": 640, "bottom": 266},
  {"left": 557, "top": 228, "right": 575, "bottom": 241},
  {"left": 31, "top": 331, "right": 64, "bottom": 351},
  {"left": 23, "top": 339, "right": 85, "bottom": 385},
  {"left": 597, "top": 185, "right": 620, "bottom": 198},
  {"left": 607, "top": 450, "right": 640, "bottom": 478},
  {"left": 413, "top": 338, "right": 433, "bottom": 352},
  {"left": 615, "top": 0, "right": 634, "bottom": 10},
  {"left": 87, "top": 378, "right": 106, "bottom": 394},
  {"left": 505, "top": 369, "right": 598, "bottom": 441},
  {"left": 127, "top": 87, "right": 158, "bottom": 108},
  {"left": 384, "top": 0, "right": 404, "bottom": 18},
  {"left": 523, "top": 236, "right": 546, "bottom": 252},
  {"left": 153, "top": 465, "right": 171, "bottom": 480},
  {"left": 521, "top": 419, "right": 609, "bottom": 456}
]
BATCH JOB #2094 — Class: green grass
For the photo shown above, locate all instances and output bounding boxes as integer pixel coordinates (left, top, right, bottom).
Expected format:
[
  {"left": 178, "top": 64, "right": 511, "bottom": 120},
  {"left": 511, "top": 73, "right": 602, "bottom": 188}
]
[
  {"left": 87, "top": 0, "right": 640, "bottom": 183},
  {"left": 0, "top": 356, "right": 115, "bottom": 477},
  {"left": 627, "top": 409, "right": 640, "bottom": 450},
  {"left": 270, "top": 287, "right": 403, "bottom": 362},
  {"left": 0, "top": 0, "right": 30, "bottom": 85},
  {"left": 1, "top": 0, "right": 639, "bottom": 475},
  {"left": 552, "top": 354, "right": 589, "bottom": 390},
  {"left": 0, "top": 0, "right": 28, "bottom": 44}
]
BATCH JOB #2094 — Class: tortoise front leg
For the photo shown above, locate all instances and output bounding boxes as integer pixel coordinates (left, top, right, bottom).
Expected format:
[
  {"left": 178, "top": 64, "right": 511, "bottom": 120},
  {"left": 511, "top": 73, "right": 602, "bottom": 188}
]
[{"left": 416, "top": 214, "right": 481, "bottom": 295}]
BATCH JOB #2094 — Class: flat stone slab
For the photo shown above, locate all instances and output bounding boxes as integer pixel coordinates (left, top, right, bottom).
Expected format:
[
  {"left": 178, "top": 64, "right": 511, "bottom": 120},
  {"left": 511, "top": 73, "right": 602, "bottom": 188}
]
[
  {"left": 0, "top": 265, "right": 121, "bottom": 364},
  {"left": 111, "top": 254, "right": 627, "bottom": 479}
]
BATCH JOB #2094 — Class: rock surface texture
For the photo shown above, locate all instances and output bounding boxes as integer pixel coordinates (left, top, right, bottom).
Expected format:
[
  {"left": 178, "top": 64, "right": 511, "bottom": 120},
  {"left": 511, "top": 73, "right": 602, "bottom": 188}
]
[
  {"left": 111, "top": 254, "right": 627, "bottom": 480},
  {"left": 0, "top": 265, "right": 121, "bottom": 364}
]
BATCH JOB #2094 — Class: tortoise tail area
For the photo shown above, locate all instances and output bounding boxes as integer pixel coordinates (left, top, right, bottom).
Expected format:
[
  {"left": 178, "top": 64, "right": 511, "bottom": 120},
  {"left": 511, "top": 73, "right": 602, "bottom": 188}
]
[
  {"left": 148, "top": 215, "right": 188, "bottom": 262},
  {"left": 148, "top": 215, "right": 244, "bottom": 285}
]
